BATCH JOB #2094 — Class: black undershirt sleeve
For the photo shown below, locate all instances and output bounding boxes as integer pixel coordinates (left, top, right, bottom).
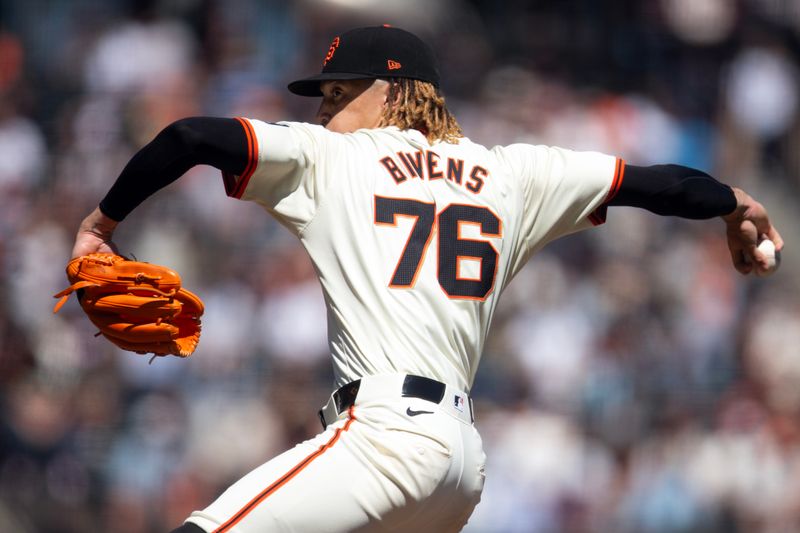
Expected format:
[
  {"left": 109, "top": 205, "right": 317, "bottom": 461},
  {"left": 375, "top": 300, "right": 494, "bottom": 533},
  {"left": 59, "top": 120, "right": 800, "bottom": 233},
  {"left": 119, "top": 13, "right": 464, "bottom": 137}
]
[
  {"left": 609, "top": 164, "right": 736, "bottom": 219},
  {"left": 101, "top": 126, "right": 735, "bottom": 223},
  {"left": 99, "top": 117, "right": 249, "bottom": 221}
]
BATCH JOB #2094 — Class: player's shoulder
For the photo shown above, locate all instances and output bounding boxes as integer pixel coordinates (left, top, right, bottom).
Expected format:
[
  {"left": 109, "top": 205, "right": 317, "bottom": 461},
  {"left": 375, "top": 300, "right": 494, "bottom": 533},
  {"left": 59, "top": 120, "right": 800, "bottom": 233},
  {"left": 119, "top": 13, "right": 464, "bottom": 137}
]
[
  {"left": 488, "top": 141, "right": 545, "bottom": 158},
  {"left": 486, "top": 141, "right": 571, "bottom": 173},
  {"left": 252, "top": 119, "right": 330, "bottom": 138},
  {"left": 250, "top": 120, "right": 375, "bottom": 155}
]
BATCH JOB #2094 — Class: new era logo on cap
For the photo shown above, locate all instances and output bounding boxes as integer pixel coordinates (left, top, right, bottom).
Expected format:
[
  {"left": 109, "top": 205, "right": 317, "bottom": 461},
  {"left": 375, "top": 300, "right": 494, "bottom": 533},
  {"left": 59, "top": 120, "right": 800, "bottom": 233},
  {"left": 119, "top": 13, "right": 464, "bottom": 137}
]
[
  {"left": 323, "top": 37, "right": 340, "bottom": 66},
  {"left": 288, "top": 26, "right": 440, "bottom": 97}
]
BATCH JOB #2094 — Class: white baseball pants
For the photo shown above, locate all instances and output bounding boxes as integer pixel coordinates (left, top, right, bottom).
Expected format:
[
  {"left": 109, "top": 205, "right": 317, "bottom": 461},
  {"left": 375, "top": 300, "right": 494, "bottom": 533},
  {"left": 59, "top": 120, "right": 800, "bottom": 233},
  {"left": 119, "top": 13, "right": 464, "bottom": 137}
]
[{"left": 184, "top": 374, "right": 486, "bottom": 532}]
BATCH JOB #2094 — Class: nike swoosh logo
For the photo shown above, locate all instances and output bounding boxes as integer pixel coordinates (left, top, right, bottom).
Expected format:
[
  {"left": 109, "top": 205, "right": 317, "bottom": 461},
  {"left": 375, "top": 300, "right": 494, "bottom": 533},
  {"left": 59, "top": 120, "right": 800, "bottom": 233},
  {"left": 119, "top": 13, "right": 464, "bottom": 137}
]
[{"left": 406, "top": 407, "right": 434, "bottom": 417}]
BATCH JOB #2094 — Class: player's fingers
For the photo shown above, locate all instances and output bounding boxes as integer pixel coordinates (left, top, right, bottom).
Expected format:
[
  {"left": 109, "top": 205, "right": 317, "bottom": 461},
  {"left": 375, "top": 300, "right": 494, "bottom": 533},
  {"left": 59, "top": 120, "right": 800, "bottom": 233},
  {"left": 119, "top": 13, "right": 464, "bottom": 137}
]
[
  {"left": 734, "top": 254, "right": 753, "bottom": 274},
  {"left": 728, "top": 243, "right": 753, "bottom": 275},
  {"left": 726, "top": 219, "right": 757, "bottom": 274},
  {"left": 743, "top": 237, "right": 764, "bottom": 270},
  {"left": 750, "top": 247, "right": 769, "bottom": 272},
  {"left": 766, "top": 227, "right": 784, "bottom": 251},
  {"left": 749, "top": 205, "right": 784, "bottom": 253}
]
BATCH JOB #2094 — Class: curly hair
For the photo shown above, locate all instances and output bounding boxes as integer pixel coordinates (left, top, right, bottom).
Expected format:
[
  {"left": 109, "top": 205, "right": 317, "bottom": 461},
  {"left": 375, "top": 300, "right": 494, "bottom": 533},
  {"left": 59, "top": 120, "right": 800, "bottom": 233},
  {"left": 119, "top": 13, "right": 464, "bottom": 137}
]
[{"left": 379, "top": 78, "right": 463, "bottom": 144}]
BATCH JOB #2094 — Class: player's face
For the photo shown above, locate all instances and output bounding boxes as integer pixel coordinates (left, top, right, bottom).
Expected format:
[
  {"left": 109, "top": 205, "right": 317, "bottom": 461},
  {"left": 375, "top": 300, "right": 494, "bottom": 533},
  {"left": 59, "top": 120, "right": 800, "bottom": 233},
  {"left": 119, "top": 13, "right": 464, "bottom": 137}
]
[{"left": 317, "top": 79, "right": 391, "bottom": 133}]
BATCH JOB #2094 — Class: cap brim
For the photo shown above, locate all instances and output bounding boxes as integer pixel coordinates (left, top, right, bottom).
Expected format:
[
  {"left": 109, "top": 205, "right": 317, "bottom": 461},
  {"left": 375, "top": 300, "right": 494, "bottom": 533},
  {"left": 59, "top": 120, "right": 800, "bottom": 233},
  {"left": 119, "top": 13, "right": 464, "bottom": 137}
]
[{"left": 287, "top": 72, "right": 376, "bottom": 97}]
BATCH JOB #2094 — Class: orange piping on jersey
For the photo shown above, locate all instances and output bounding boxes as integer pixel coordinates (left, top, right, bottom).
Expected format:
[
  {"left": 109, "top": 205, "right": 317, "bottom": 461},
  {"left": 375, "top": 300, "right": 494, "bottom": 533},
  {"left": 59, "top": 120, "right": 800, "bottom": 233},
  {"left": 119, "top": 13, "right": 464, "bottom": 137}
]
[
  {"left": 231, "top": 117, "right": 259, "bottom": 199},
  {"left": 222, "top": 118, "right": 253, "bottom": 197},
  {"left": 213, "top": 407, "right": 357, "bottom": 532},
  {"left": 230, "top": 117, "right": 252, "bottom": 198},
  {"left": 606, "top": 158, "right": 626, "bottom": 203},
  {"left": 233, "top": 117, "right": 258, "bottom": 198},
  {"left": 589, "top": 157, "right": 625, "bottom": 226}
]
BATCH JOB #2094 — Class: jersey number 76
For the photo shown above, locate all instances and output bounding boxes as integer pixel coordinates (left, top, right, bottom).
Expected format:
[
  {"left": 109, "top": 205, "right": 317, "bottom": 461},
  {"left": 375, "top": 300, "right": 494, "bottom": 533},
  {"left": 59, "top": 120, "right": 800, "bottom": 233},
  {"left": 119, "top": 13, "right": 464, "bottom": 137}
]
[{"left": 374, "top": 196, "right": 502, "bottom": 301}]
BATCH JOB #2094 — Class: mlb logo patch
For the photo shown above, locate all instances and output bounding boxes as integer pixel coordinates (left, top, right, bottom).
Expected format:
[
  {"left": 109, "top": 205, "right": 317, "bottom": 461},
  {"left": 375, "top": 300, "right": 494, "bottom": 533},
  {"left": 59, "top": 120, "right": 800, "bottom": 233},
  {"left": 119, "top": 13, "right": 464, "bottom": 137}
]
[{"left": 454, "top": 394, "right": 465, "bottom": 412}]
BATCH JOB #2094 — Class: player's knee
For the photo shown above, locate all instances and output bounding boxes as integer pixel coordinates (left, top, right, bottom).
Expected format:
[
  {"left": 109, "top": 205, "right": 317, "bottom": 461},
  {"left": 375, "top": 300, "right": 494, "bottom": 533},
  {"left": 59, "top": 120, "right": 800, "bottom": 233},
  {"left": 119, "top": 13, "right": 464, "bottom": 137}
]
[{"left": 168, "top": 523, "right": 206, "bottom": 533}]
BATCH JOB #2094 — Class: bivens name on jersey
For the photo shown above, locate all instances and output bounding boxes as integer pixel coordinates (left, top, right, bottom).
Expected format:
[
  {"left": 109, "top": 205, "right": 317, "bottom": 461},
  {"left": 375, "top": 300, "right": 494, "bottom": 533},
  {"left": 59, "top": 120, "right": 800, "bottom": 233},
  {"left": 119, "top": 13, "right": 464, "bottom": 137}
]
[{"left": 379, "top": 150, "right": 488, "bottom": 194}]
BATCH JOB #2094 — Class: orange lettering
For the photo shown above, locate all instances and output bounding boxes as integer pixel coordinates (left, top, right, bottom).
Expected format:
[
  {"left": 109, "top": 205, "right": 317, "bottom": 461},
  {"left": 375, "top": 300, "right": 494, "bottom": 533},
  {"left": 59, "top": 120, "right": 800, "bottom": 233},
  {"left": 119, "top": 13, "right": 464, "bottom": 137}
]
[{"left": 323, "top": 37, "right": 340, "bottom": 66}]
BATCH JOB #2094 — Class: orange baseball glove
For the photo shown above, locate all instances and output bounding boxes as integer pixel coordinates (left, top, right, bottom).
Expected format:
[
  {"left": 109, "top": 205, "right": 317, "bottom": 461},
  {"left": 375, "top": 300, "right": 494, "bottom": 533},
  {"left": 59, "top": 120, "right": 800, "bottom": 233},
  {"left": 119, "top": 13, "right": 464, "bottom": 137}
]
[{"left": 53, "top": 253, "right": 204, "bottom": 358}]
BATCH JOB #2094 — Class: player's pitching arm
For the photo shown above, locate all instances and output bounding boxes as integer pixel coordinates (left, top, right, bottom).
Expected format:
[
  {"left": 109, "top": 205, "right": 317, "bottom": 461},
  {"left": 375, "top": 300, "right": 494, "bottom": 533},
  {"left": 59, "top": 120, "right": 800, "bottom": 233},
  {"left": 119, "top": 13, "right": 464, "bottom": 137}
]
[
  {"left": 71, "top": 118, "right": 250, "bottom": 258},
  {"left": 608, "top": 164, "right": 784, "bottom": 276}
]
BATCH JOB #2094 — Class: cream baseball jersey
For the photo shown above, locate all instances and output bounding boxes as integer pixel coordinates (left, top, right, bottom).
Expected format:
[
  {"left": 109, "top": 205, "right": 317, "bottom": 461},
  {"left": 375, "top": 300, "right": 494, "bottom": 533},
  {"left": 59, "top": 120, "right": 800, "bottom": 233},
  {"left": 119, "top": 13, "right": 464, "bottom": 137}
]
[{"left": 223, "top": 118, "right": 624, "bottom": 392}]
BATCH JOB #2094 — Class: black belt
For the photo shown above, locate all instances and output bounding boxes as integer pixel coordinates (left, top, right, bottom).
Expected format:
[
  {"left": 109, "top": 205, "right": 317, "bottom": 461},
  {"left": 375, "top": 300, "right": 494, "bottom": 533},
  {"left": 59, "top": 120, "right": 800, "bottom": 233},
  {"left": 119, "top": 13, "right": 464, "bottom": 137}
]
[{"left": 319, "top": 375, "right": 448, "bottom": 428}]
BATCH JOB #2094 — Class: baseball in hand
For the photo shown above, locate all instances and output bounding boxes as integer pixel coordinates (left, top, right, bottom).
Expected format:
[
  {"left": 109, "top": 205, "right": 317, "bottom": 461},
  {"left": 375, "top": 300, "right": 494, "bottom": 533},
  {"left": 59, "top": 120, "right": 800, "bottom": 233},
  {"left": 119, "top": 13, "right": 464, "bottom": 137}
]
[{"left": 754, "top": 239, "right": 780, "bottom": 276}]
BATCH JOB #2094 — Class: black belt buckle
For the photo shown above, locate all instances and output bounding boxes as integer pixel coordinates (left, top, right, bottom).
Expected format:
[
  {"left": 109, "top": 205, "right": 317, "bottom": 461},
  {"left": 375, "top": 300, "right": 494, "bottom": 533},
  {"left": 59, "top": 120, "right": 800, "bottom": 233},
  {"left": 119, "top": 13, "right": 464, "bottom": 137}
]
[
  {"left": 320, "top": 379, "right": 361, "bottom": 429},
  {"left": 333, "top": 379, "right": 361, "bottom": 414},
  {"left": 401, "top": 375, "right": 445, "bottom": 404}
]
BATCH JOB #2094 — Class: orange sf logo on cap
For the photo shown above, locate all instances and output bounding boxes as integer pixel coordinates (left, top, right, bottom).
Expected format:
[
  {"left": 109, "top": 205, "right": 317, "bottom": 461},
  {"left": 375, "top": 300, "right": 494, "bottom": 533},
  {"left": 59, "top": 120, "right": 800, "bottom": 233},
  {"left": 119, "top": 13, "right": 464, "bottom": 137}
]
[{"left": 323, "top": 37, "right": 340, "bottom": 66}]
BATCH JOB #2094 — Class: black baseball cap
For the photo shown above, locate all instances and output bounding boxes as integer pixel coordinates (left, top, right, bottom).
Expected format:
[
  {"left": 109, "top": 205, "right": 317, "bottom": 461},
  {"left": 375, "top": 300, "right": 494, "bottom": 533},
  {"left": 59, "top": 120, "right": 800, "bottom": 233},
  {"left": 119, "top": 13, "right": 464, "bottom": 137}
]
[{"left": 288, "top": 25, "right": 440, "bottom": 97}]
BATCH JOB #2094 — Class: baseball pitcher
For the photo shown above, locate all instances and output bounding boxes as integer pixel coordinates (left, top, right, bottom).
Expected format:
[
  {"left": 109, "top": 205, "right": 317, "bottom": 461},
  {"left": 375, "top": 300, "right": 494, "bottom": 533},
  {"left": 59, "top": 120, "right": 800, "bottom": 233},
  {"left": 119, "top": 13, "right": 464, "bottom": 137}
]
[{"left": 68, "top": 26, "right": 783, "bottom": 532}]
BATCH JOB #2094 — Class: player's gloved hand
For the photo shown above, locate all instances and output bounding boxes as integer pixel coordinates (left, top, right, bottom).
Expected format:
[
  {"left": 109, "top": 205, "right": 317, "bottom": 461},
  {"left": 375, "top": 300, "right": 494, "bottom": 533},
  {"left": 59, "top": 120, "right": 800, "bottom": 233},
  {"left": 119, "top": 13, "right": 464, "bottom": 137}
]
[
  {"left": 722, "top": 187, "right": 784, "bottom": 275},
  {"left": 53, "top": 253, "right": 204, "bottom": 358}
]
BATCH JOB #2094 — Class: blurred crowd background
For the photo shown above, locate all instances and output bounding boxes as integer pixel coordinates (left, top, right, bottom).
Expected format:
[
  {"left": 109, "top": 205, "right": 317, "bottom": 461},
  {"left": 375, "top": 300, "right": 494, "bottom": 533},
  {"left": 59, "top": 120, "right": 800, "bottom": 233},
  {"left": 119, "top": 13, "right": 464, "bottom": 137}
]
[{"left": 1, "top": 0, "right": 799, "bottom": 532}]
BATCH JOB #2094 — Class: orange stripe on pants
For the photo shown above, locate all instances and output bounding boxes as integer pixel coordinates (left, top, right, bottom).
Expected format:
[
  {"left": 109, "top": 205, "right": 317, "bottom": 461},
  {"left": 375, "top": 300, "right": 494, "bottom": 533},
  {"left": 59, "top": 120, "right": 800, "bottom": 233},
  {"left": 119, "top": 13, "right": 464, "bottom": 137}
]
[{"left": 213, "top": 407, "right": 357, "bottom": 532}]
